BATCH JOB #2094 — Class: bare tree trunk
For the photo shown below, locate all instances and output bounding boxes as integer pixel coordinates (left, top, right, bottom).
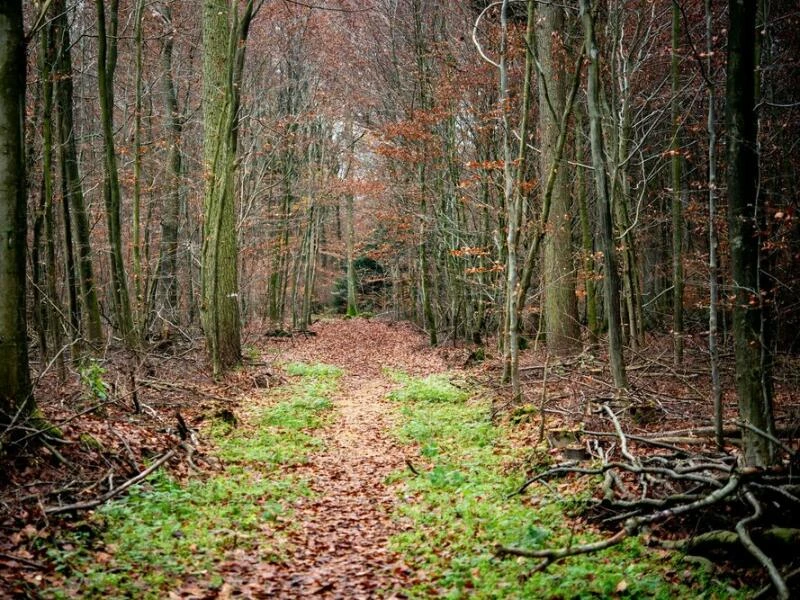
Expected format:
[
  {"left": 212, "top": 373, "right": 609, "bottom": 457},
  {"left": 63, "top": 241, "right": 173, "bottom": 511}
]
[
  {"left": 580, "top": 0, "right": 627, "bottom": 391},
  {"left": 96, "top": 0, "right": 135, "bottom": 343},
  {"left": 706, "top": 0, "right": 723, "bottom": 448},
  {"left": 37, "top": 21, "right": 66, "bottom": 378},
  {"left": 132, "top": 0, "right": 146, "bottom": 333},
  {"left": 671, "top": 0, "right": 684, "bottom": 366},
  {"left": 0, "top": 0, "right": 36, "bottom": 430},
  {"left": 540, "top": 1, "right": 580, "bottom": 357},
  {"left": 202, "top": 0, "right": 255, "bottom": 376},
  {"left": 726, "top": 0, "right": 775, "bottom": 466},
  {"left": 52, "top": 0, "right": 103, "bottom": 347},
  {"left": 152, "top": 4, "right": 183, "bottom": 337}
]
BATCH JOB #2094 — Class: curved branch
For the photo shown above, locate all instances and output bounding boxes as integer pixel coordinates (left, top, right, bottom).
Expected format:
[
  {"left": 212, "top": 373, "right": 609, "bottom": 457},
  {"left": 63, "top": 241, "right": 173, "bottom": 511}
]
[{"left": 736, "top": 488, "right": 790, "bottom": 599}]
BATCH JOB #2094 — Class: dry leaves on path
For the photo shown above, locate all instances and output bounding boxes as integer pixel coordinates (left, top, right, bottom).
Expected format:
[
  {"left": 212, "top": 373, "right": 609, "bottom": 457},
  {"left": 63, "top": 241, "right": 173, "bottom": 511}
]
[{"left": 192, "top": 319, "right": 450, "bottom": 598}]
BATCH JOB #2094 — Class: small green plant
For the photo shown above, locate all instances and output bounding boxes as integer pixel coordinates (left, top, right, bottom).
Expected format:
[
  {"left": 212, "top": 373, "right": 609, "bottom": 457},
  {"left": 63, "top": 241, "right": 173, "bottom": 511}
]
[
  {"left": 242, "top": 344, "right": 261, "bottom": 361},
  {"left": 42, "top": 361, "right": 345, "bottom": 598},
  {"left": 78, "top": 359, "right": 111, "bottom": 402},
  {"left": 388, "top": 380, "right": 748, "bottom": 599},
  {"left": 388, "top": 373, "right": 468, "bottom": 404},
  {"left": 285, "top": 361, "right": 343, "bottom": 379}
]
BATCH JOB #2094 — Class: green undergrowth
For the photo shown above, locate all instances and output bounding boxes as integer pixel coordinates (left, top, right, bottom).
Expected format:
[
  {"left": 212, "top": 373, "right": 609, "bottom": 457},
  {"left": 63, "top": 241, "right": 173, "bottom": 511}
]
[
  {"left": 40, "top": 361, "right": 342, "bottom": 599},
  {"left": 388, "top": 372, "right": 746, "bottom": 599}
]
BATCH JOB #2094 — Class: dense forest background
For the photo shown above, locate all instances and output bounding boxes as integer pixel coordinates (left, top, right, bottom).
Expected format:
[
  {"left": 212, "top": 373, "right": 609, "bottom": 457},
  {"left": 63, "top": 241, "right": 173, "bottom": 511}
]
[
  {"left": 4, "top": 0, "right": 798, "bottom": 458},
  {"left": 1, "top": 0, "right": 799, "bottom": 596}
]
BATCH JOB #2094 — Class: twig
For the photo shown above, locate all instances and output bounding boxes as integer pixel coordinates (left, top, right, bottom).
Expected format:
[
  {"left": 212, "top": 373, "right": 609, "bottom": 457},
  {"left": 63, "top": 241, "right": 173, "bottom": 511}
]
[
  {"left": 497, "top": 528, "right": 628, "bottom": 560},
  {"left": 735, "top": 488, "right": 789, "bottom": 599},
  {"left": 736, "top": 420, "right": 797, "bottom": 458},
  {"left": 44, "top": 448, "right": 177, "bottom": 515},
  {"left": 0, "top": 551, "right": 46, "bottom": 570}
]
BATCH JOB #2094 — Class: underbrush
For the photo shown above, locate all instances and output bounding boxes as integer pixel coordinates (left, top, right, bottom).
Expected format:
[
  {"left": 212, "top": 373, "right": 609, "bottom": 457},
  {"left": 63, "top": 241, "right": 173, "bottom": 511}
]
[
  {"left": 387, "top": 373, "right": 747, "bottom": 599},
  {"left": 38, "top": 362, "right": 341, "bottom": 599}
]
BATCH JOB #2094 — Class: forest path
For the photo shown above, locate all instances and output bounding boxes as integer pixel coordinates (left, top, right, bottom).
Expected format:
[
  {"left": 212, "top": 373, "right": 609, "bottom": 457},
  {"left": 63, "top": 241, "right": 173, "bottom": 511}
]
[{"left": 217, "top": 319, "right": 451, "bottom": 598}]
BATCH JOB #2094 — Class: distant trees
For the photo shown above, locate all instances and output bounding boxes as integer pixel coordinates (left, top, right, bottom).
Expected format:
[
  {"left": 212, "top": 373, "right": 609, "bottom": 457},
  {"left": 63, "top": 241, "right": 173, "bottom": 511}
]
[{"left": 0, "top": 0, "right": 794, "bottom": 430}]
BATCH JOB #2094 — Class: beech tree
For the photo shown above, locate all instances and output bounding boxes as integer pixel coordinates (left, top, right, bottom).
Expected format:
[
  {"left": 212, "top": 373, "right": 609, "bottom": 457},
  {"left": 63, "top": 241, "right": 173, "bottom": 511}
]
[
  {"left": 726, "top": 0, "right": 775, "bottom": 467},
  {"left": 201, "top": 0, "right": 257, "bottom": 376},
  {"left": 0, "top": 0, "right": 35, "bottom": 434}
]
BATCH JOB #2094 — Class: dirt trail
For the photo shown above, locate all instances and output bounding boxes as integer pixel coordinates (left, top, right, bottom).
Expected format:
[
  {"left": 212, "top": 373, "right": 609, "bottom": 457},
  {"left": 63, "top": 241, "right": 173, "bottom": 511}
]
[{"left": 221, "top": 319, "right": 450, "bottom": 598}]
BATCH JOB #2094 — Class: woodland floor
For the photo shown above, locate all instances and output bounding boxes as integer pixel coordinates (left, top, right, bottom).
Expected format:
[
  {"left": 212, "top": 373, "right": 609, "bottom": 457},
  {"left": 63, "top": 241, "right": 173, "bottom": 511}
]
[{"left": 1, "top": 318, "right": 799, "bottom": 598}]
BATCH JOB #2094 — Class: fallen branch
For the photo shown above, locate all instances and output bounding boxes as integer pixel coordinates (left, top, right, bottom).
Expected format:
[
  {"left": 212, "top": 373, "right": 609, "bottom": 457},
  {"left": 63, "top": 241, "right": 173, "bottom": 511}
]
[
  {"left": 43, "top": 448, "right": 177, "bottom": 515},
  {"left": 736, "top": 488, "right": 789, "bottom": 599}
]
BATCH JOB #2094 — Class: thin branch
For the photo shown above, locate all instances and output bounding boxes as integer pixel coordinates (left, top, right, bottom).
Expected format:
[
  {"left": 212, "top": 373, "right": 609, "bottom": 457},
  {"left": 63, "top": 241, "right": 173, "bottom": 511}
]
[
  {"left": 736, "top": 488, "right": 789, "bottom": 599},
  {"left": 44, "top": 448, "right": 177, "bottom": 515}
]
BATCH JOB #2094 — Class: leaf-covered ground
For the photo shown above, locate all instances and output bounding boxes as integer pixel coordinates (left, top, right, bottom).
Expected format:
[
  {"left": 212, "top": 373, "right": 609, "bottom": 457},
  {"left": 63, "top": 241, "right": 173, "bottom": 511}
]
[{"left": 3, "top": 318, "right": 795, "bottom": 598}]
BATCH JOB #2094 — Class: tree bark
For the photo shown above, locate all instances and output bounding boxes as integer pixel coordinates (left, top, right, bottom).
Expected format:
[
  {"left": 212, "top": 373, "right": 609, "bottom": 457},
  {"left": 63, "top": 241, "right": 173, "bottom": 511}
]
[
  {"left": 152, "top": 4, "right": 183, "bottom": 337},
  {"left": 540, "top": 1, "right": 580, "bottom": 357},
  {"left": 580, "top": 0, "right": 627, "bottom": 391},
  {"left": 96, "top": 0, "right": 135, "bottom": 343},
  {"left": 726, "top": 0, "right": 775, "bottom": 466},
  {"left": 202, "top": 0, "right": 254, "bottom": 376},
  {"left": 0, "top": 0, "right": 35, "bottom": 430},
  {"left": 671, "top": 0, "right": 684, "bottom": 366},
  {"left": 52, "top": 0, "right": 103, "bottom": 347}
]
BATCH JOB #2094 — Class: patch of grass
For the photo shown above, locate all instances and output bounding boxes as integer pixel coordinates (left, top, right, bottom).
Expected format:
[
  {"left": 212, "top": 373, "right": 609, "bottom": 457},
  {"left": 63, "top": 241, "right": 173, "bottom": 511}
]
[
  {"left": 43, "top": 471, "right": 307, "bottom": 599},
  {"left": 41, "top": 361, "right": 343, "bottom": 598},
  {"left": 388, "top": 372, "right": 469, "bottom": 404},
  {"left": 214, "top": 361, "right": 340, "bottom": 466},
  {"left": 388, "top": 380, "right": 748, "bottom": 599}
]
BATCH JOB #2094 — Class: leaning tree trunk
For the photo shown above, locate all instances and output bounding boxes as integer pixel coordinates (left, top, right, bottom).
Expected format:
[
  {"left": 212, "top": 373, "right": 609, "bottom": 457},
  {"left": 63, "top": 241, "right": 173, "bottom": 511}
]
[
  {"left": 726, "top": 0, "right": 775, "bottom": 467},
  {"left": 580, "top": 0, "right": 627, "bottom": 391},
  {"left": 0, "top": 0, "right": 35, "bottom": 432}
]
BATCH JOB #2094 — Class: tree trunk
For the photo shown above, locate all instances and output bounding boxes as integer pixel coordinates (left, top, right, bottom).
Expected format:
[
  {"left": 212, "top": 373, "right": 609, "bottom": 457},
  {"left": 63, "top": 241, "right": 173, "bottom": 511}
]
[
  {"left": 580, "top": 0, "right": 627, "bottom": 391},
  {"left": 202, "top": 0, "right": 254, "bottom": 376},
  {"left": 576, "top": 106, "right": 598, "bottom": 346},
  {"left": 132, "top": 0, "right": 146, "bottom": 332},
  {"left": 37, "top": 21, "right": 66, "bottom": 378},
  {"left": 96, "top": 0, "right": 135, "bottom": 343},
  {"left": 726, "top": 0, "right": 775, "bottom": 466},
  {"left": 540, "top": 1, "right": 580, "bottom": 357},
  {"left": 152, "top": 5, "right": 183, "bottom": 337},
  {"left": 706, "top": 0, "right": 723, "bottom": 448},
  {"left": 0, "top": 0, "right": 35, "bottom": 431},
  {"left": 671, "top": 0, "right": 684, "bottom": 366},
  {"left": 52, "top": 0, "right": 103, "bottom": 347}
]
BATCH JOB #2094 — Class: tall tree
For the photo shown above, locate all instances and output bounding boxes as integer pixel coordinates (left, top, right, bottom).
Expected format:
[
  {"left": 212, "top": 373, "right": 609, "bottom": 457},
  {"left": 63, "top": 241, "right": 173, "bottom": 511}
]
[
  {"left": 726, "top": 0, "right": 775, "bottom": 466},
  {"left": 671, "top": 0, "right": 684, "bottom": 365},
  {"left": 0, "top": 0, "right": 35, "bottom": 433},
  {"left": 151, "top": 3, "right": 184, "bottom": 337},
  {"left": 201, "top": 0, "right": 255, "bottom": 376},
  {"left": 539, "top": 1, "right": 580, "bottom": 356},
  {"left": 580, "top": 0, "right": 627, "bottom": 390},
  {"left": 96, "top": 0, "right": 135, "bottom": 342},
  {"left": 53, "top": 0, "right": 103, "bottom": 347}
]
